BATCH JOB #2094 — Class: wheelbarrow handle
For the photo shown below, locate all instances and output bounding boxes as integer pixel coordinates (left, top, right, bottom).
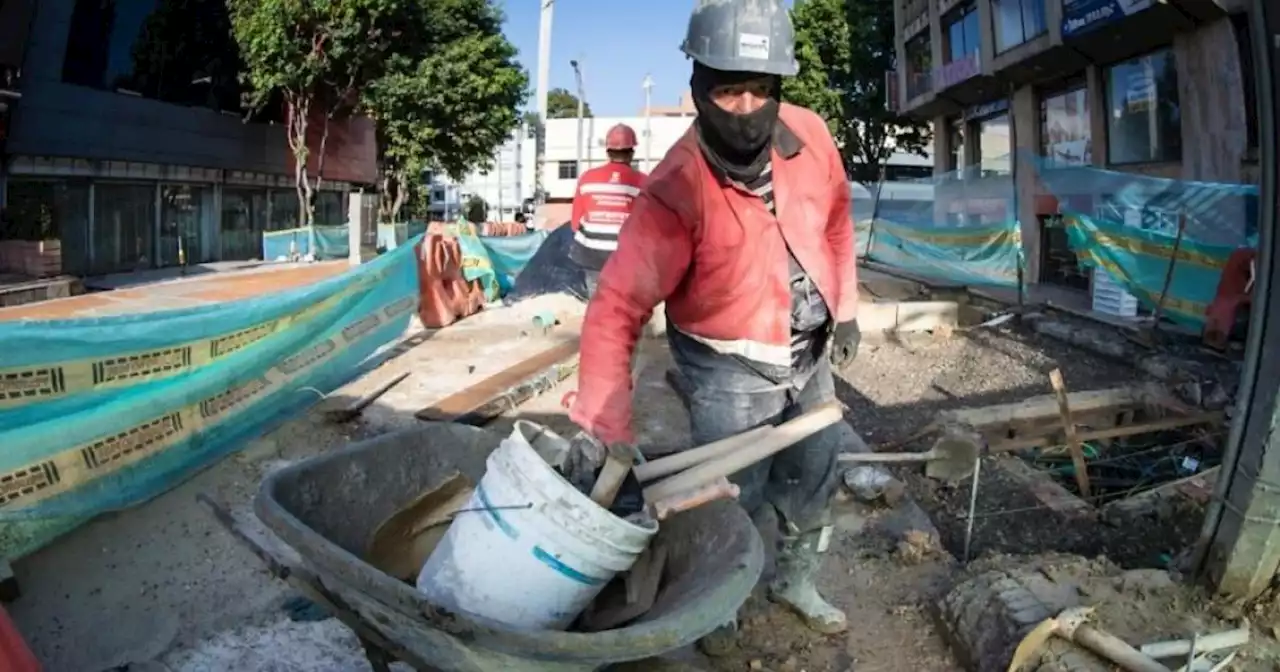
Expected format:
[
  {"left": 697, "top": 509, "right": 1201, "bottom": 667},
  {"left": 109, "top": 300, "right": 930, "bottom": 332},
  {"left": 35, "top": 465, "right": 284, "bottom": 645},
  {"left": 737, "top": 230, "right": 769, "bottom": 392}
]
[
  {"left": 196, "top": 492, "right": 298, "bottom": 580},
  {"left": 650, "top": 477, "right": 740, "bottom": 521}
]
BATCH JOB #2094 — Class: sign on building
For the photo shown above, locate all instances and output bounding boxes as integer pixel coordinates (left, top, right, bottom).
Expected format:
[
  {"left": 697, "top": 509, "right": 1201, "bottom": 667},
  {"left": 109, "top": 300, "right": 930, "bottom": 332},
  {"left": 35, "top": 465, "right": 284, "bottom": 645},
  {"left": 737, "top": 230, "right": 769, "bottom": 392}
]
[{"left": 1062, "top": 0, "right": 1154, "bottom": 37}]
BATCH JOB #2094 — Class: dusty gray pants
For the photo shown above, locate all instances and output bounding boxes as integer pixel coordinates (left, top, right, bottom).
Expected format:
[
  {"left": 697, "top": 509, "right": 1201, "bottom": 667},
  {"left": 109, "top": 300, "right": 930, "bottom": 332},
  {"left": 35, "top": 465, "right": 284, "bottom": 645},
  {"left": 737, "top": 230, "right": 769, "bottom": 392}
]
[{"left": 670, "top": 332, "right": 842, "bottom": 534}]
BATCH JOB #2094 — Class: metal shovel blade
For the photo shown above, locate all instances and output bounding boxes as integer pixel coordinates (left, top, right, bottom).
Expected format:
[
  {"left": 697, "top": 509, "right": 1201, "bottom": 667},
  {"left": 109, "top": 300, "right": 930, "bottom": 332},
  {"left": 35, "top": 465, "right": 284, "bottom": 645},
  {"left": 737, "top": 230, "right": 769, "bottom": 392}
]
[{"left": 924, "top": 434, "right": 980, "bottom": 482}]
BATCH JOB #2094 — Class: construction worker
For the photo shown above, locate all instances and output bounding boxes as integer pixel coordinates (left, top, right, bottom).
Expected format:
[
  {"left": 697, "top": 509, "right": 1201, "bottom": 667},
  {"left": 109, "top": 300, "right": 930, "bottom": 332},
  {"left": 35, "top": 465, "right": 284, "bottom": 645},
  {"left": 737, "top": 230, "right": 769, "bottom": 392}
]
[
  {"left": 568, "top": 123, "right": 647, "bottom": 297},
  {"left": 569, "top": 0, "right": 860, "bottom": 646}
]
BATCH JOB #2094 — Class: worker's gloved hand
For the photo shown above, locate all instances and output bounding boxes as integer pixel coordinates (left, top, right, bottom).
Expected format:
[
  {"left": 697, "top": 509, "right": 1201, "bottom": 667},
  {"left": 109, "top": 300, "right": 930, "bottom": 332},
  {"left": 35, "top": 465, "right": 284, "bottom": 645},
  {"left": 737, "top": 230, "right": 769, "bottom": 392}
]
[{"left": 829, "top": 319, "right": 861, "bottom": 368}]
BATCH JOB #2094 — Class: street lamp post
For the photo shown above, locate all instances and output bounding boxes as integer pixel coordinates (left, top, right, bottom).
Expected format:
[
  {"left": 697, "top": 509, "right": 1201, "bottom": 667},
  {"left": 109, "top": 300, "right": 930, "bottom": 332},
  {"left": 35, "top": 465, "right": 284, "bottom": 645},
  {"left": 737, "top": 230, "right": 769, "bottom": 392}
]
[
  {"left": 570, "top": 59, "right": 585, "bottom": 177},
  {"left": 642, "top": 74, "right": 654, "bottom": 171},
  {"left": 534, "top": 0, "right": 553, "bottom": 213}
]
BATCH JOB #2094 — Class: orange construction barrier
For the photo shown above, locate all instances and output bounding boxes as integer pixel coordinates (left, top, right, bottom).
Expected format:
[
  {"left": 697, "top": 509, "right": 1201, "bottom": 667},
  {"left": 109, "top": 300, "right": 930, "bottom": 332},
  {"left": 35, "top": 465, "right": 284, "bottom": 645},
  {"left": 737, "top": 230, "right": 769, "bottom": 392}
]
[
  {"left": 415, "top": 235, "right": 486, "bottom": 329},
  {"left": 1203, "top": 248, "right": 1255, "bottom": 350},
  {"left": 0, "top": 606, "right": 39, "bottom": 672}
]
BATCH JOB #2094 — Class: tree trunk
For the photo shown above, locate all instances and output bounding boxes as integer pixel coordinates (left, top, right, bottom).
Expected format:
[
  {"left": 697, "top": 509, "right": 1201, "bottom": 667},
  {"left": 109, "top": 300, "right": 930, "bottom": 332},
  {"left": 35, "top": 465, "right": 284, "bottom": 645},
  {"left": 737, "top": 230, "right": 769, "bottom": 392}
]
[
  {"left": 309, "top": 114, "right": 333, "bottom": 227},
  {"left": 389, "top": 169, "right": 409, "bottom": 223},
  {"left": 285, "top": 93, "right": 313, "bottom": 230}
]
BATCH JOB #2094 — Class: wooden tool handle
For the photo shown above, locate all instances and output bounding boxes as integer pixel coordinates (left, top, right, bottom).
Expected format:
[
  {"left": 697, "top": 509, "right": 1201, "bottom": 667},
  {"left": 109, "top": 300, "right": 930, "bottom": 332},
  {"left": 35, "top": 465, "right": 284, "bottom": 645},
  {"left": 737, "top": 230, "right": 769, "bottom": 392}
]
[
  {"left": 836, "top": 450, "right": 936, "bottom": 464},
  {"left": 634, "top": 425, "right": 773, "bottom": 483},
  {"left": 650, "top": 478, "right": 740, "bottom": 521},
  {"left": 590, "top": 456, "right": 633, "bottom": 508},
  {"left": 1073, "top": 624, "right": 1169, "bottom": 672},
  {"left": 643, "top": 404, "right": 844, "bottom": 502}
]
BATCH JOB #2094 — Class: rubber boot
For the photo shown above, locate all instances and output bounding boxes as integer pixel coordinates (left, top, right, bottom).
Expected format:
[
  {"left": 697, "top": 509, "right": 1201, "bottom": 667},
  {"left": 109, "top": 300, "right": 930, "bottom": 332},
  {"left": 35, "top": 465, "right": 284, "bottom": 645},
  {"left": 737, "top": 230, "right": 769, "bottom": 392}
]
[{"left": 767, "top": 529, "right": 848, "bottom": 634}]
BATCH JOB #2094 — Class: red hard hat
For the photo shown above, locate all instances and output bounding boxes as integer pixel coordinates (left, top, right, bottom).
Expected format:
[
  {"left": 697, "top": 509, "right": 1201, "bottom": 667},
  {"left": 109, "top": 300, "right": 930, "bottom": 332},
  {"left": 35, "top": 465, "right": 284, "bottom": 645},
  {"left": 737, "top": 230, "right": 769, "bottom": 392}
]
[{"left": 605, "top": 124, "right": 638, "bottom": 151}]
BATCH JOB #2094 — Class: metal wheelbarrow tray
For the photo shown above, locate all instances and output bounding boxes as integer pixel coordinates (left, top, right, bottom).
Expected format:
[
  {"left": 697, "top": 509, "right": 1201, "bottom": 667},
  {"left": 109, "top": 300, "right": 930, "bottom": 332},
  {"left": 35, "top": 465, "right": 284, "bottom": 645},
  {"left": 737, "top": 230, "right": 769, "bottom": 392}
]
[{"left": 207, "top": 422, "right": 763, "bottom": 672}]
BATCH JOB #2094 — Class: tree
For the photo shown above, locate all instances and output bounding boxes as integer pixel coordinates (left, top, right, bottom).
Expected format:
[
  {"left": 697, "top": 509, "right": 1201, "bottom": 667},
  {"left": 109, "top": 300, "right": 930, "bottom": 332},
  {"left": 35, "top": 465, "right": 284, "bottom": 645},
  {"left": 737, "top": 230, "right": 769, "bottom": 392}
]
[
  {"left": 784, "top": 0, "right": 932, "bottom": 184},
  {"left": 228, "top": 0, "right": 407, "bottom": 227},
  {"left": 546, "top": 87, "right": 591, "bottom": 119},
  {"left": 363, "top": 0, "right": 527, "bottom": 221},
  {"left": 464, "top": 195, "right": 489, "bottom": 224}
]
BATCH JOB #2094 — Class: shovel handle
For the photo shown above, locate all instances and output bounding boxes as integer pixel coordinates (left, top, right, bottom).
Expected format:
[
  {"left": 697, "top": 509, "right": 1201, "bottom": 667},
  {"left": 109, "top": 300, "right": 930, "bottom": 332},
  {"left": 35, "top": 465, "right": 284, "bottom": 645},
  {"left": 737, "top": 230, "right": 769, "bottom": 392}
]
[{"left": 837, "top": 450, "right": 936, "bottom": 464}]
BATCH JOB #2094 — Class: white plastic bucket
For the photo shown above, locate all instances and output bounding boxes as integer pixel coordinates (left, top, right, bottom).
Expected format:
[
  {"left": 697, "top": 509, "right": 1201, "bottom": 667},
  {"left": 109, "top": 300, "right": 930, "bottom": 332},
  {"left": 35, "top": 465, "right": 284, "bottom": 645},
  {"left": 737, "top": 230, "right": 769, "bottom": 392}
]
[{"left": 417, "top": 420, "right": 657, "bottom": 630}]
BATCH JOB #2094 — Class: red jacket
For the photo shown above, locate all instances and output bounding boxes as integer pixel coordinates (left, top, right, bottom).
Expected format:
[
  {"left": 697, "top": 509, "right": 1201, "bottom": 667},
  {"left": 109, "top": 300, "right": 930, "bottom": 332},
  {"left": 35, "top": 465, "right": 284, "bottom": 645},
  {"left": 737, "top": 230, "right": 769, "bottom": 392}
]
[
  {"left": 568, "top": 161, "right": 648, "bottom": 270},
  {"left": 570, "top": 103, "right": 859, "bottom": 445}
]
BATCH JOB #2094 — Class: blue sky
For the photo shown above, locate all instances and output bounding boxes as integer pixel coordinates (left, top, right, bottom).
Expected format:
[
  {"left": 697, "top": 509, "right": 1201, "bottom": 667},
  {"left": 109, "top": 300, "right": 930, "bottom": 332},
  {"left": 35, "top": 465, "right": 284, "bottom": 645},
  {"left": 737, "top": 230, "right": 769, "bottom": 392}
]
[{"left": 500, "top": 0, "right": 793, "bottom": 117}]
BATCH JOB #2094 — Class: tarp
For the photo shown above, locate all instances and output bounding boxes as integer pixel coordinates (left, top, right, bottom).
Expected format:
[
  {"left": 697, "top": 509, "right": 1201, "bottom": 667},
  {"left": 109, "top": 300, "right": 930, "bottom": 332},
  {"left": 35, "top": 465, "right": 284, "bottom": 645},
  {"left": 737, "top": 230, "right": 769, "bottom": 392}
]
[
  {"left": 377, "top": 221, "right": 429, "bottom": 252},
  {"left": 1061, "top": 214, "right": 1239, "bottom": 329},
  {"left": 262, "top": 226, "right": 351, "bottom": 261},
  {"left": 479, "top": 229, "right": 550, "bottom": 294},
  {"left": 0, "top": 240, "right": 421, "bottom": 558},
  {"left": 864, "top": 219, "right": 1021, "bottom": 287},
  {"left": 858, "top": 160, "right": 1020, "bottom": 287},
  {"left": 504, "top": 223, "right": 589, "bottom": 303},
  {"left": 447, "top": 221, "right": 501, "bottom": 302},
  {"left": 1036, "top": 160, "right": 1259, "bottom": 329}
]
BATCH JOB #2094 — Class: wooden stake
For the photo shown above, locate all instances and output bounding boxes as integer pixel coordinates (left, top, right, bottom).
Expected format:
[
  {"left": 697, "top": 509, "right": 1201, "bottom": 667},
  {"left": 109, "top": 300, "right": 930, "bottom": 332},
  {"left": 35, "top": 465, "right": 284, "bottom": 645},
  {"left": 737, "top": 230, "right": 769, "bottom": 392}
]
[
  {"left": 1048, "top": 369, "right": 1092, "bottom": 498},
  {"left": 1150, "top": 210, "right": 1187, "bottom": 338}
]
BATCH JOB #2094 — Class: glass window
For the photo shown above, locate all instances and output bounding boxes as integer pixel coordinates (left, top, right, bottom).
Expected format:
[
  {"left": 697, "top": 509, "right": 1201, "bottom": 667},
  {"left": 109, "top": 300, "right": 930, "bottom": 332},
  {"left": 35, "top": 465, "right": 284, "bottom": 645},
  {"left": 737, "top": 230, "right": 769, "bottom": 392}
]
[
  {"left": 1106, "top": 49, "right": 1181, "bottom": 165},
  {"left": 314, "top": 191, "right": 346, "bottom": 227},
  {"left": 976, "top": 113, "right": 1012, "bottom": 175},
  {"left": 1041, "top": 86, "right": 1091, "bottom": 166},
  {"left": 992, "top": 0, "right": 1047, "bottom": 53},
  {"left": 268, "top": 190, "right": 300, "bottom": 231},
  {"left": 943, "top": 3, "right": 980, "bottom": 63},
  {"left": 61, "top": 0, "right": 243, "bottom": 112},
  {"left": 3, "top": 180, "right": 92, "bottom": 274},
  {"left": 558, "top": 161, "right": 578, "bottom": 180},
  {"left": 904, "top": 33, "right": 933, "bottom": 100},
  {"left": 159, "top": 184, "right": 215, "bottom": 266},
  {"left": 93, "top": 183, "right": 156, "bottom": 275},
  {"left": 220, "top": 188, "right": 266, "bottom": 261}
]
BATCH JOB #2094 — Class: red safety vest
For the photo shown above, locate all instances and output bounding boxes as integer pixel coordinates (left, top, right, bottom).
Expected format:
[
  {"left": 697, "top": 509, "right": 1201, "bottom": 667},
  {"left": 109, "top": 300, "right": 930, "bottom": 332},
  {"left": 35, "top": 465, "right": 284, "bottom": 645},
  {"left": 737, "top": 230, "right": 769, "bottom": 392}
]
[{"left": 568, "top": 162, "right": 647, "bottom": 271}]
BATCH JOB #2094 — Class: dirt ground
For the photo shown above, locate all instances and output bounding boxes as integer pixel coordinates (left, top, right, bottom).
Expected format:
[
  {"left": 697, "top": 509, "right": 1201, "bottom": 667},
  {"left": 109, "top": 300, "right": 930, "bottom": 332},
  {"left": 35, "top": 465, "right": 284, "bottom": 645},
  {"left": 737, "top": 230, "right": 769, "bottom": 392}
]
[{"left": 4, "top": 297, "right": 1267, "bottom": 672}]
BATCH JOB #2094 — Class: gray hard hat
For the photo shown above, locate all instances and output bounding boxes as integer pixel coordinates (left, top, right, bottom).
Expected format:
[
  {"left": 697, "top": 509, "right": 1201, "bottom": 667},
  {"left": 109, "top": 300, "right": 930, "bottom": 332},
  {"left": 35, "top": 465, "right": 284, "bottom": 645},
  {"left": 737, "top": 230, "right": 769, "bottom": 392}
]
[{"left": 680, "top": 0, "right": 799, "bottom": 77}]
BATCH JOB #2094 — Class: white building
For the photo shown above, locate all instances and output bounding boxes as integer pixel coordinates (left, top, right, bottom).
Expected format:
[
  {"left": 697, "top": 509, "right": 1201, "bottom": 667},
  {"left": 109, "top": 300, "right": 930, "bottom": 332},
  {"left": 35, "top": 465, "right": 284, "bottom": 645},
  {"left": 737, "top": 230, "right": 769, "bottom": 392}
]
[{"left": 426, "top": 115, "right": 936, "bottom": 223}]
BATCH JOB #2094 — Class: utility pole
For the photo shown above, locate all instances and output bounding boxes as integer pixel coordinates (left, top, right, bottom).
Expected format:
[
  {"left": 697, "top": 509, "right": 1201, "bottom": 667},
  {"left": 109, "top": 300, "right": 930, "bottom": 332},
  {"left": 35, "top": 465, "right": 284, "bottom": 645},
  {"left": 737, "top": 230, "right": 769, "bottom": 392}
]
[
  {"left": 534, "top": 0, "right": 553, "bottom": 211},
  {"left": 571, "top": 58, "right": 585, "bottom": 176},
  {"left": 642, "top": 74, "right": 654, "bottom": 171}
]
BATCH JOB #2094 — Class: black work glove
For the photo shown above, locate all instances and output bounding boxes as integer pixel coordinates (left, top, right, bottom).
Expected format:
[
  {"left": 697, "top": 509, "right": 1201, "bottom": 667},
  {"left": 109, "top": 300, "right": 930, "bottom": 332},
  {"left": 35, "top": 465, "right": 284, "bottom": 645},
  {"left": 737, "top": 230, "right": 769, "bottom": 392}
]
[{"left": 829, "top": 319, "right": 861, "bottom": 368}]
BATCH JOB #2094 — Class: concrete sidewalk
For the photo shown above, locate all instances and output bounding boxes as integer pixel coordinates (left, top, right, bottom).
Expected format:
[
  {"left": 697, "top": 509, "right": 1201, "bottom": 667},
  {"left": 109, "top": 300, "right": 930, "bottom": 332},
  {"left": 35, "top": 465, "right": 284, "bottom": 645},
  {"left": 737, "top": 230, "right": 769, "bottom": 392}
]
[{"left": 0, "top": 261, "right": 348, "bottom": 321}]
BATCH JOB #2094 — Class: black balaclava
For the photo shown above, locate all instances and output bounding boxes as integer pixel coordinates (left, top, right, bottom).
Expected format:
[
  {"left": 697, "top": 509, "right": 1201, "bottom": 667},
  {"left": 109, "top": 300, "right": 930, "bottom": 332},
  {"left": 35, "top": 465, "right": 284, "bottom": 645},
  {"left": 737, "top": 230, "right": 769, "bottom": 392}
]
[{"left": 690, "top": 62, "right": 781, "bottom": 184}]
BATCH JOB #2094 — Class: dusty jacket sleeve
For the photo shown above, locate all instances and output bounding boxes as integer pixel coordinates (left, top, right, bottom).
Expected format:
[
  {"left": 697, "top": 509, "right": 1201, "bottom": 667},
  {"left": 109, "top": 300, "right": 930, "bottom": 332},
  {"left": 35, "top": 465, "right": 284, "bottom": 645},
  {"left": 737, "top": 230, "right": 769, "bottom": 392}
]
[
  {"left": 825, "top": 143, "right": 860, "bottom": 322},
  {"left": 569, "top": 193, "right": 692, "bottom": 445}
]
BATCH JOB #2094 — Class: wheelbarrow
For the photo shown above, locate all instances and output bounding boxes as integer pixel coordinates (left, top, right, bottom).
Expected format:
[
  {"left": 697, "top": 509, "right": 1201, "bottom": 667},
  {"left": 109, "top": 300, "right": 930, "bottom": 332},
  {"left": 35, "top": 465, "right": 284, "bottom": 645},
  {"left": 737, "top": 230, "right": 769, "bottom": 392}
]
[{"left": 202, "top": 422, "right": 764, "bottom": 672}]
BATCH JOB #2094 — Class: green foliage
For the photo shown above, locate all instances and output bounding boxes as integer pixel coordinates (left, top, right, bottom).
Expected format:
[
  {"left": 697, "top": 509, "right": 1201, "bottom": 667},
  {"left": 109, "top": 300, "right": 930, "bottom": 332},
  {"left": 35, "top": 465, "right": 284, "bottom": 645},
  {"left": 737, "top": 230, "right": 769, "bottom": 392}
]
[
  {"left": 464, "top": 195, "right": 489, "bottom": 224},
  {"left": 785, "top": 0, "right": 932, "bottom": 183},
  {"left": 546, "top": 87, "right": 591, "bottom": 118},
  {"left": 228, "top": 0, "right": 414, "bottom": 226},
  {"left": 361, "top": 0, "right": 528, "bottom": 221}
]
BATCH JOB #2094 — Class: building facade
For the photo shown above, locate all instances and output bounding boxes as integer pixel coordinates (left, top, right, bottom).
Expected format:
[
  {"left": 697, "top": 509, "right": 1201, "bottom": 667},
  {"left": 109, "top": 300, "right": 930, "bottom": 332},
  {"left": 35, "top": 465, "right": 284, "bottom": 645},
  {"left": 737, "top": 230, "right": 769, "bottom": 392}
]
[
  {"left": 891, "top": 0, "right": 1260, "bottom": 286},
  {"left": 0, "top": 0, "right": 376, "bottom": 278}
]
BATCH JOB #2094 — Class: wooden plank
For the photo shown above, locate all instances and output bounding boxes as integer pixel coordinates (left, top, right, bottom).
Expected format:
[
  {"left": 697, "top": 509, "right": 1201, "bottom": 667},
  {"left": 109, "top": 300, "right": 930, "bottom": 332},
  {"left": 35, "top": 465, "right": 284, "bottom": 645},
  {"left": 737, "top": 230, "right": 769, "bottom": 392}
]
[
  {"left": 936, "top": 384, "right": 1171, "bottom": 430},
  {"left": 1049, "top": 369, "right": 1092, "bottom": 498},
  {"left": 450, "top": 355, "right": 580, "bottom": 427},
  {"left": 995, "top": 457, "right": 1095, "bottom": 518},
  {"left": 988, "top": 412, "right": 1224, "bottom": 453},
  {"left": 415, "top": 339, "right": 579, "bottom": 423}
]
